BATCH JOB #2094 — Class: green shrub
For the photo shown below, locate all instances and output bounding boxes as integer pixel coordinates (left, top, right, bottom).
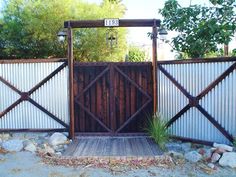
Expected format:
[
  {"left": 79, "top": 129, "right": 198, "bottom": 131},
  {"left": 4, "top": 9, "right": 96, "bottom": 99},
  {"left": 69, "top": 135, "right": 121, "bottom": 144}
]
[{"left": 146, "top": 113, "right": 169, "bottom": 150}]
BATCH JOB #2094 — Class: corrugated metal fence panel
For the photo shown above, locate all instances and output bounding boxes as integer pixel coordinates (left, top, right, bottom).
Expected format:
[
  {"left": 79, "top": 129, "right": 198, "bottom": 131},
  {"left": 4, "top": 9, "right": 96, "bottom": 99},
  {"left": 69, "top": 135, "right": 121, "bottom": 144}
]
[
  {"left": 158, "top": 61, "right": 236, "bottom": 144},
  {"left": 0, "top": 62, "right": 69, "bottom": 129}
]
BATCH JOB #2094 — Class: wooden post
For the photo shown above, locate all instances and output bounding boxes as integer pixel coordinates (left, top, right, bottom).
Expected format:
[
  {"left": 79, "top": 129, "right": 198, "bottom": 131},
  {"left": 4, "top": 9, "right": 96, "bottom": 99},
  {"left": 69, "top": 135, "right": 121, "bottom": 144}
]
[
  {"left": 68, "top": 23, "right": 75, "bottom": 139},
  {"left": 152, "top": 20, "right": 158, "bottom": 114},
  {"left": 224, "top": 44, "right": 229, "bottom": 56}
]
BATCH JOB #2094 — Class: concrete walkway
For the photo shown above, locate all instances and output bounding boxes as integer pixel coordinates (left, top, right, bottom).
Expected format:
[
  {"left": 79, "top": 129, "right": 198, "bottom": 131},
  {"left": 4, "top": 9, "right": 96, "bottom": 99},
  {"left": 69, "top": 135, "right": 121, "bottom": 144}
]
[{"left": 1, "top": 152, "right": 236, "bottom": 177}]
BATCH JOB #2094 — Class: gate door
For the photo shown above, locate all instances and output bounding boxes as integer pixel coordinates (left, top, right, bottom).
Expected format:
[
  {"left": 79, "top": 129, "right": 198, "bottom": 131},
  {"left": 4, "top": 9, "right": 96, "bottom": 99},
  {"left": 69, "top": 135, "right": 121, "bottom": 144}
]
[{"left": 74, "top": 62, "right": 153, "bottom": 134}]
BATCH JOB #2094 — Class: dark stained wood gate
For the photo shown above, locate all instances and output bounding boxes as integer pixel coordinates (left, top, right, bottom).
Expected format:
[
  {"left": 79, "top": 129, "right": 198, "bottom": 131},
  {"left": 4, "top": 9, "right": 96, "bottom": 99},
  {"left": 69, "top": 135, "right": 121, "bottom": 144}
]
[{"left": 73, "top": 62, "right": 153, "bottom": 134}]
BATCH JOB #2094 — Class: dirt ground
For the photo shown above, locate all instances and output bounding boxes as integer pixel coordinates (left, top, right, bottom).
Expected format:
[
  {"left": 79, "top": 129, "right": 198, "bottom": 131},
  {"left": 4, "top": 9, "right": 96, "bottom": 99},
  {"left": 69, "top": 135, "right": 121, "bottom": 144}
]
[{"left": 0, "top": 152, "right": 236, "bottom": 177}]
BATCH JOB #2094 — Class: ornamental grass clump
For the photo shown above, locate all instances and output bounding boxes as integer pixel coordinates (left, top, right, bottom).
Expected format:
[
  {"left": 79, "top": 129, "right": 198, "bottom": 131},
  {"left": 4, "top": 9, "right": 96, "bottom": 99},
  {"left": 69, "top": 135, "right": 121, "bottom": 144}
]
[{"left": 146, "top": 113, "right": 169, "bottom": 150}]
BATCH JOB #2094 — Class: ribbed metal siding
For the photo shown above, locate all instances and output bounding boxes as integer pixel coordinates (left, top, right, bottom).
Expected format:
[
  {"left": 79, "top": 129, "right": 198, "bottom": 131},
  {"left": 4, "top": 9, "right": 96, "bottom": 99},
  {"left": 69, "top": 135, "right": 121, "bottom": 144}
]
[
  {"left": 158, "top": 61, "right": 236, "bottom": 144},
  {"left": 0, "top": 62, "right": 69, "bottom": 129}
]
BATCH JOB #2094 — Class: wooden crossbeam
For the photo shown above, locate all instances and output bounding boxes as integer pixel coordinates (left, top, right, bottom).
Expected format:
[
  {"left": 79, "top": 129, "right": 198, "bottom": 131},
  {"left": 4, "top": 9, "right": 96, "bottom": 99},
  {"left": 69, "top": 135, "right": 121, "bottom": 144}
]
[{"left": 64, "top": 19, "right": 161, "bottom": 28}]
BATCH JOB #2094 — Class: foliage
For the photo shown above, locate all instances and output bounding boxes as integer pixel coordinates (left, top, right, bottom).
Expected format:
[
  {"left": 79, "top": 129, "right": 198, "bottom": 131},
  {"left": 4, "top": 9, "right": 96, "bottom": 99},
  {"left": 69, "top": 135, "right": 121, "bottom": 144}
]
[
  {"left": 0, "top": 0, "right": 127, "bottom": 61},
  {"left": 232, "top": 49, "right": 236, "bottom": 57},
  {"left": 233, "top": 137, "right": 236, "bottom": 148},
  {"left": 159, "top": 0, "right": 236, "bottom": 58},
  {"left": 127, "top": 46, "right": 146, "bottom": 62},
  {"left": 146, "top": 113, "right": 169, "bottom": 150}
]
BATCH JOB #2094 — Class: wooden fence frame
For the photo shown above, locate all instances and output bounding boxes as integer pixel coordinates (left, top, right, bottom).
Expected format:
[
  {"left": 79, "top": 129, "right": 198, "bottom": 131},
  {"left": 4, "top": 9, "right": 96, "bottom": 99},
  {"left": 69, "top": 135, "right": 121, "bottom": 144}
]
[
  {"left": 0, "top": 58, "right": 69, "bottom": 132},
  {"left": 157, "top": 57, "right": 236, "bottom": 145},
  {"left": 64, "top": 19, "right": 161, "bottom": 139}
]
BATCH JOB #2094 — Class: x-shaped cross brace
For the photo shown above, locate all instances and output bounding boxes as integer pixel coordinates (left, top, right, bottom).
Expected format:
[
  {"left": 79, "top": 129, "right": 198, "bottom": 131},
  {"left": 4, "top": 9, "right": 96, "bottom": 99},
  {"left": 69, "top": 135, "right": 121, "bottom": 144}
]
[
  {"left": 75, "top": 64, "right": 152, "bottom": 133},
  {"left": 0, "top": 62, "right": 69, "bottom": 129},
  {"left": 159, "top": 62, "right": 236, "bottom": 142}
]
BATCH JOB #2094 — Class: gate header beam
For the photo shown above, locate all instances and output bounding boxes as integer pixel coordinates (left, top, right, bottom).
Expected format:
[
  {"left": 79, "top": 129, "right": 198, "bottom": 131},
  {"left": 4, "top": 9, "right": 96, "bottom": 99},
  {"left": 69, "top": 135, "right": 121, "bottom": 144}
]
[{"left": 64, "top": 19, "right": 161, "bottom": 28}]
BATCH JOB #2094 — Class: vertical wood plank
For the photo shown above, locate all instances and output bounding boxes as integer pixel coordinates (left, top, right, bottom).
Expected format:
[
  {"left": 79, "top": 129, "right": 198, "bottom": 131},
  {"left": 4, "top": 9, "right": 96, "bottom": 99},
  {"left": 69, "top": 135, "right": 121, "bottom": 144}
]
[{"left": 109, "top": 64, "right": 115, "bottom": 132}]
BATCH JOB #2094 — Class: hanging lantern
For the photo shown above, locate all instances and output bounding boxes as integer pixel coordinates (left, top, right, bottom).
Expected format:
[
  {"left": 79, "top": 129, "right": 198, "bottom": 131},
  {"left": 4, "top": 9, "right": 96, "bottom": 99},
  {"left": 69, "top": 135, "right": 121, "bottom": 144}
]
[{"left": 106, "top": 28, "right": 118, "bottom": 49}]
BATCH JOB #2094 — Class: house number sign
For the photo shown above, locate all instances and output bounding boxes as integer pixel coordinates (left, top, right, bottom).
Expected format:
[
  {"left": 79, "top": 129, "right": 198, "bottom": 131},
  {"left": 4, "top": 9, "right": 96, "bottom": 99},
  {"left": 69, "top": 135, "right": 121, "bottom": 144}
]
[{"left": 104, "top": 19, "right": 119, "bottom": 27}]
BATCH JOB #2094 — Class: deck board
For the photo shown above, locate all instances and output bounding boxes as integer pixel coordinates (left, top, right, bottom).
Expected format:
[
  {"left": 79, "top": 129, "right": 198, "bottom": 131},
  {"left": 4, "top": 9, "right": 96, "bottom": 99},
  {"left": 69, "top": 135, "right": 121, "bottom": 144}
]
[{"left": 63, "top": 136, "right": 163, "bottom": 157}]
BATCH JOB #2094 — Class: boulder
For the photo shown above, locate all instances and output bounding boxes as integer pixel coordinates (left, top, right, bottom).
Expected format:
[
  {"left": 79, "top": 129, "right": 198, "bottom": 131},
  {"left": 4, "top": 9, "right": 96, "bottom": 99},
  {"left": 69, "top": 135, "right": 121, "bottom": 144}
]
[
  {"left": 214, "top": 147, "right": 226, "bottom": 155},
  {"left": 165, "top": 143, "right": 182, "bottom": 152},
  {"left": 0, "top": 133, "right": 11, "bottom": 141},
  {"left": 184, "top": 151, "right": 202, "bottom": 163},
  {"left": 168, "top": 151, "right": 184, "bottom": 159},
  {"left": 24, "top": 142, "right": 37, "bottom": 153},
  {"left": 211, "top": 152, "right": 221, "bottom": 163},
  {"left": 38, "top": 144, "right": 55, "bottom": 154},
  {"left": 202, "top": 148, "right": 213, "bottom": 160},
  {"left": 207, "top": 163, "right": 215, "bottom": 169},
  {"left": 213, "top": 143, "right": 233, "bottom": 152},
  {"left": 48, "top": 133, "right": 67, "bottom": 146},
  {"left": 53, "top": 144, "right": 65, "bottom": 152},
  {"left": 219, "top": 152, "right": 236, "bottom": 168},
  {"left": 181, "top": 143, "right": 192, "bottom": 152},
  {"left": 2, "top": 140, "right": 23, "bottom": 152}
]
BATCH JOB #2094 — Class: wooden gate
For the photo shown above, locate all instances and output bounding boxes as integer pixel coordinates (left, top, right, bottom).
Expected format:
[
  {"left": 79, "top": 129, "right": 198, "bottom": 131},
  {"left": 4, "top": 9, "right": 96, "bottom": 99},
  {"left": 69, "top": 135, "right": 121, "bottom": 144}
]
[{"left": 73, "top": 62, "right": 153, "bottom": 134}]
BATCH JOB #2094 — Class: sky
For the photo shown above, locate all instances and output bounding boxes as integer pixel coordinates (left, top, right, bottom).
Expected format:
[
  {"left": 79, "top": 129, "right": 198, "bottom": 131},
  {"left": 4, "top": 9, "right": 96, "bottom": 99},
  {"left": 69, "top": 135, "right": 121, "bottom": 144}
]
[{"left": 86, "top": 0, "right": 224, "bottom": 60}]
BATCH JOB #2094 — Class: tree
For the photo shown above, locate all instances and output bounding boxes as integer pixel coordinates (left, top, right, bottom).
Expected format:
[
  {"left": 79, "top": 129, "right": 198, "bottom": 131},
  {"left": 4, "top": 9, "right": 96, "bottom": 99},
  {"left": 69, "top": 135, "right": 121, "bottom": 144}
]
[
  {"left": 159, "top": 0, "right": 236, "bottom": 58},
  {"left": 127, "top": 46, "right": 146, "bottom": 62},
  {"left": 0, "top": 0, "right": 127, "bottom": 61}
]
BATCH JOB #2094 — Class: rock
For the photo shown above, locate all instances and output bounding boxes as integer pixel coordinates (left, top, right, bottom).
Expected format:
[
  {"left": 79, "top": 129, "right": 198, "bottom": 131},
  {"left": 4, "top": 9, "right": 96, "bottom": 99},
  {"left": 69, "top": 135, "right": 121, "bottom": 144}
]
[
  {"left": 203, "top": 148, "right": 213, "bottom": 160},
  {"left": 0, "top": 138, "right": 2, "bottom": 144},
  {"left": 207, "top": 163, "right": 215, "bottom": 169},
  {"left": 198, "top": 148, "right": 206, "bottom": 156},
  {"left": 0, "top": 133, "right": 11, "bottom": 141},
  {"left": 168, "top": 151, "right": 184, "bottom": 159},
  {"left": 23, "top": 140, "right": 32, "bottom": 147},
  {"left": 165, "top": 143, "right": 182, "bottom": 152},
  {"left": 213, "top": 143, "right": 233, "bottom": 152},
  {"left": 53, "top": 144, "right": 65, "bottom": 152},
  {"left": 24, "top": 142, "right": 37, "bottom": 153},
  {"left": 211, "top": 152, "right": 221, "bottom": 163},
  {"left": 12, "top": 133, "right": 26, "bottom": 139},
  {"left": 36, "top": 137, "right": 47, "bottom": 145},
  {"left": 181, "top": 143, "right": 192, "bottom": 152},
  {"left": 2, "top": 140, "right": 23, "bottom": 152},
  {"left": 40, "top": 144, "right": 55, "bottom": 154},
  {"left": 214, "top": 147, "right": 226, "bottom": 155},
  {"left": 219, "top": 152, "right": 236, "bottom": 168},
  {"left": 184, "top": 151, "right": 202, "bottom": 163},
  {"left": 48, "top": 133, "right": 67, "bottom": 146},
  {"left": 55, "top": 152, "right": 62, "bottom": 156}
]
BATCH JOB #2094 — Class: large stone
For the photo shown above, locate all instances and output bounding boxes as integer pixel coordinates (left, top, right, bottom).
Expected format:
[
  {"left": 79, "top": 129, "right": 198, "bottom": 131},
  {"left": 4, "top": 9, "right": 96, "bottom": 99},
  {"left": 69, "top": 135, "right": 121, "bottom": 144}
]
[
  {"left": 43, "top": 144, "right": 55, "bottom": 154},
  {"left": 53, "top": 144, "right": 65, "bottom": 152},
  {"left": 165, "top": 143, "right": 182, "bottom": 152},
  {"left": 181, "top": 143, "right": 192, "bottom": 152},
  {"left": 2, "top": 140, "right": 23, "bottom": 152},
  {"left": 184, "top": 151, "right": 202, "bottom": 163},
  {"left": 0, "top": 133, "right": 11, "bottom": 141},
  {"left": 168, "top": 151, "right": 184, "bottom": 159},
  {"left": 214, "top": 147, "right": 226, "bottom": 155},
  {"left": 219, "top": 152, "right": 236, "bottom": 168},
  {"left": 211, "top": 152, "right": 221, "bottom": 163},
  {"left": 24, "top": 142, "right": 37, "bottom": 153},
  {"left": 213, "top": 143, "right": 233, "bottom": 152},
  {"left": 48, "top": 132, "right": 67, "bottom": 146}
]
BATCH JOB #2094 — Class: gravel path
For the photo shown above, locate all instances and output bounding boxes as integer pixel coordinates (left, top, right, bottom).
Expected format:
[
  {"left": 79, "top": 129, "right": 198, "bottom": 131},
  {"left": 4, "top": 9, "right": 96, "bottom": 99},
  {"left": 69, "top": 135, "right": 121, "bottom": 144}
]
[{"left": 1, "top": 152, "right": 236, "bottom": 177}]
